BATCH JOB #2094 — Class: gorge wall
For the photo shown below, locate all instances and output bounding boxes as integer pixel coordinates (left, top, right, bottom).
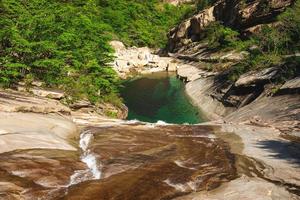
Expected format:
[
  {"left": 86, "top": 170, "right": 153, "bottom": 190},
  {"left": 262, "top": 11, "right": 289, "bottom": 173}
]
[
  {"left": 167, "top": 0, "right": 294, "bottom": 52},
  {"left": 165, "top": 0, "right": 300, "bottom": 138}
]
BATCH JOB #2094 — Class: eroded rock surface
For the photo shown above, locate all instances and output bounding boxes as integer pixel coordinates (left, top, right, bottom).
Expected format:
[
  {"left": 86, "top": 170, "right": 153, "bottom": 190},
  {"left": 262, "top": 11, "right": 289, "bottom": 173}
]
[
  {"left": 60, "top": 124, "right": 237, "bottom": 200},
  {"left": 0, "top": 149, "right": 85, "bottom": 200}
]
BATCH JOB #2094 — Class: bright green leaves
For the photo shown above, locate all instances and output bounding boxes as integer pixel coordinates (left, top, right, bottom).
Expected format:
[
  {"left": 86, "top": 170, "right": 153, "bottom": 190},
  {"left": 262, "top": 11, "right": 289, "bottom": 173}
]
[
  {"left": 0, "top": 0, "right": 192, "bottom": 105},
  {"left": 97, "top": 0, "right": 193, "bottom": 48},
  {"left": 0, "top": 62, "right": 28, "bottom": 86},
  {"left": 0, "top": 0, "right": 119, "bottom": 104}
]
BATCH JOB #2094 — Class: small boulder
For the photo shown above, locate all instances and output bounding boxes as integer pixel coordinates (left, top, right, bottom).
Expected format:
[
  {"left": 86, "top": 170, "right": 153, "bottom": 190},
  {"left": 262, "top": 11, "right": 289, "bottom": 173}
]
[
  {"left": 110, "top": 41, "right": 126, "bottom": 51},
  {"left": 31, "top": 88, "right": 65, "bottom": 100},
  {"left": 31, "top": 81, "right": 44, "bottom": 87},
  {"left": 69, "top": 100, "right": 92, "bottom": 110}
]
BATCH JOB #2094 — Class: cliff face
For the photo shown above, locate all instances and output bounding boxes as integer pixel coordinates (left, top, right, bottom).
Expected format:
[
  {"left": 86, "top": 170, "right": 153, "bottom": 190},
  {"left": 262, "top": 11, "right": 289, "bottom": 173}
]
[{"left": 168, "top": 0, "right": 294, "bottom": 52}]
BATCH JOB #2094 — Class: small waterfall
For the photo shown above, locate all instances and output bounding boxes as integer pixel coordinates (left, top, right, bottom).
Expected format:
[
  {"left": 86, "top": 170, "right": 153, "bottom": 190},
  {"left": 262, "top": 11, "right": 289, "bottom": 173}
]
[{"left": 69, "top": 130, "right": 102, "bottom": 185}]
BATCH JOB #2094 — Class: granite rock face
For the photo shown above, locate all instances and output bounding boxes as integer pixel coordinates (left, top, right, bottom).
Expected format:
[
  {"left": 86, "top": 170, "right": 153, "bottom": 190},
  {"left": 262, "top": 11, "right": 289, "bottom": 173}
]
[{"left": 167, "top": 0, "right": 294, "bottom": 52}]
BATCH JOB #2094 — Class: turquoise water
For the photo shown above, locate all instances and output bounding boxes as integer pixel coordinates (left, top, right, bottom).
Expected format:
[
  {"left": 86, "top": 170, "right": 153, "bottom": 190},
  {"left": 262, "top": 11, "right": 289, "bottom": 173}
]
[{"left": 121, "top": 72, "right": 205, "bottom": 124}]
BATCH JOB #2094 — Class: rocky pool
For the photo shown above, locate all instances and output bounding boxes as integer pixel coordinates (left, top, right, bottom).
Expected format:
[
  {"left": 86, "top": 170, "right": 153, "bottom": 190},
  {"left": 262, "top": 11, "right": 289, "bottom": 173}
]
[{"left": 121, "top": 72, "right": 205, "bottom": 124}]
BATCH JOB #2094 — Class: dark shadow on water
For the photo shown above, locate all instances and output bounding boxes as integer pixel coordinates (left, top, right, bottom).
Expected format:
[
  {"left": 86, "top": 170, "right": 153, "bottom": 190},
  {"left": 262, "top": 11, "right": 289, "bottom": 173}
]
[{"left": 256, "top": 140, "right": 300, "bottom": 166}]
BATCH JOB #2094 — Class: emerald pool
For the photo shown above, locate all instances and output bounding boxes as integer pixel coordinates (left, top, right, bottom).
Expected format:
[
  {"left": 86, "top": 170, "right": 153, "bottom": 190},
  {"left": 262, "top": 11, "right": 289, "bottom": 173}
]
[{"left": 121, "top": 72, "right": 205, "bottom": 124}]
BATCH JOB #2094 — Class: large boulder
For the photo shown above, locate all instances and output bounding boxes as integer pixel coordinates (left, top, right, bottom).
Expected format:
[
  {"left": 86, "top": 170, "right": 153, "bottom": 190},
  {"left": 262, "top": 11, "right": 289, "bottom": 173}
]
[
  {"left": 275, "top": 77, "right": 300, "bottom": 95},
  {"left": 167, "top": 7, "right": 214, "bottom": 51},
  {"left": 280, "top": 77, "right": 300, "bottom": 90},
  {"left": 235, "top": 67, "right": 279, "bottom": 87}
]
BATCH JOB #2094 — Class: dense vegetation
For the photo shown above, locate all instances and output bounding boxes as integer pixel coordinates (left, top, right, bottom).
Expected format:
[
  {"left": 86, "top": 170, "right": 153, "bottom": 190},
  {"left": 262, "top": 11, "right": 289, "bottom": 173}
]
[
  {"left": 98, "top": 0, "right": 193, "bottom": 47},
  {"left": 0, "top": 0, "right": 191, "bottom": 105},
  {"left": 199, "top": 0, "right": 300, "bottom": 81}
]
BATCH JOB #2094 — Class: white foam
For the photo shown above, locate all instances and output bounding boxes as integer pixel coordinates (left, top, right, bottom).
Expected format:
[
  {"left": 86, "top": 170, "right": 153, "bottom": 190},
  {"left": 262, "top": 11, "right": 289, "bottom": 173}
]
[
  {"left": 81, "top": 153, "right": 101, "bottom": 179},
  {"left": 163, "top": 179, "right": 189, "bottom": 192},
  {"left": 79, "top": 131, "right": 93, "bottom": 152},
  {"left": 163, "top": 179, "right": 198, "bottom": 192},
  {"left": 69, "top": 130, "right": 102, "bottom": 186},
  {"left": 122, "top": 119, "right": 141, "bottom": 124},
  {"left": 69, "top": 169, "right": 91, "bottom": 186},
  {"left": 145, "top": 120, "right": 172, "bottom": 128},
  {"left": 174, "top": 160, "right": 196, "bottom": 170},
  {"left": 156, "top": 120, "right": 169, "bottom": 125}
]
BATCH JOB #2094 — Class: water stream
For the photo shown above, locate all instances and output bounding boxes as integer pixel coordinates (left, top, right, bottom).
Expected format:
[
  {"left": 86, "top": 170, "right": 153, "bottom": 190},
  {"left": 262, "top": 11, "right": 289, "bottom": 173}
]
[{"left": 69, "top": 130, "right": 102, "bottom": 185}]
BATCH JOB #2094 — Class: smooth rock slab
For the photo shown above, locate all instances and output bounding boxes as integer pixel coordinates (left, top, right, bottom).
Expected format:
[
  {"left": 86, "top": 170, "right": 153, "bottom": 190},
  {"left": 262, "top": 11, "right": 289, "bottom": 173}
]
[
  {"left": 0, "top": 149, "right": 86, "bottom": 200},
  {"left": 0, "top": 89, "right": 70, "bottom": 114},
  {"left": 175, "top": 176, "right": 298, "bottom": 200},
  {"left": 0, "top": 112, "right": 78, "bottom": 153}
]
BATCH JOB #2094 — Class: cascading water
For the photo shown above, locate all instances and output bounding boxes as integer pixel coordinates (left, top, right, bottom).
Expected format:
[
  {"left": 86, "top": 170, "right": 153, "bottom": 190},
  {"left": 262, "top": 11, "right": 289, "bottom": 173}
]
[{"left": 69, "top": 130, "right": 102, "bottom": 185}]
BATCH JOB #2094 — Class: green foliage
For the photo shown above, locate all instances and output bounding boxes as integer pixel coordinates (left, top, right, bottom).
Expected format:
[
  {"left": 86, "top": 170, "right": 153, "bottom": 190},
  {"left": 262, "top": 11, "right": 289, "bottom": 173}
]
[
  {"left": 104, "top": 110, "right": 118, "bottom": 118},
  {"left": 256, "top": 0, "right": 300, "bottom": 54},
  {"left": 98, "top": 0, "right": 193, "bottom": 47},
  {"left": 205, "top": 0, "right": 300, "bottom": 81},
  {"left": 0, "top": 0, "right": 191, "bottom": 105},
  {"left": 204, "top": 22, "right": 240, "bottom": 50}
]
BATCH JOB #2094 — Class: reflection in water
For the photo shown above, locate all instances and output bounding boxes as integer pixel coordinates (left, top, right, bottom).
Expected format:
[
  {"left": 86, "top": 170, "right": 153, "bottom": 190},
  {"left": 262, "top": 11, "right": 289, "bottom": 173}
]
[{"left": 121, "top": 72, "right": 205, "bottom": 124}]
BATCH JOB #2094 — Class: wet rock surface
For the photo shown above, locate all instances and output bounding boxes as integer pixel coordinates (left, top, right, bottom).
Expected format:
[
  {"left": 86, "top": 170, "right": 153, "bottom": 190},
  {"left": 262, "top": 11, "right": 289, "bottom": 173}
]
[
  {"left": 0, "top": 58, "right": 299, "bottom": 199},
  {"left": 61, "top": 124, "right": 237, "bottom": 200},
  {"left": 1, "top": 120, "right": 300, "bottom": 199},
  {"left": 0, "top": 149, "right": 85, "bottom": 200}
]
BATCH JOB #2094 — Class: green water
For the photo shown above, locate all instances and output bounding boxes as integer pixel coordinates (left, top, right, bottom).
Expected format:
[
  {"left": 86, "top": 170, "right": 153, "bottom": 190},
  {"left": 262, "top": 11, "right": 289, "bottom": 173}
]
[{"left": 121, "top": 72, "right": 205, "bottom": 124}]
